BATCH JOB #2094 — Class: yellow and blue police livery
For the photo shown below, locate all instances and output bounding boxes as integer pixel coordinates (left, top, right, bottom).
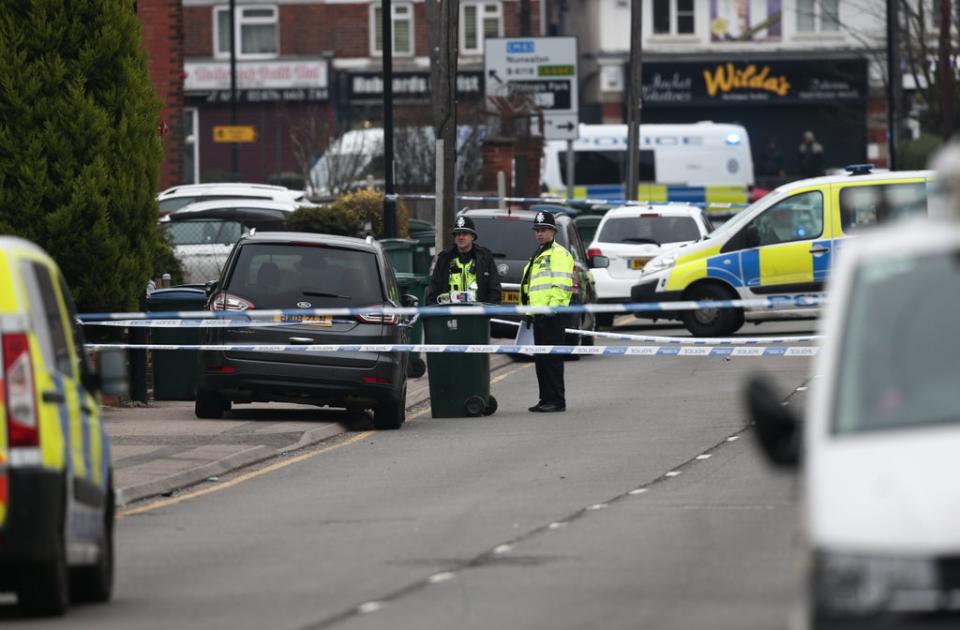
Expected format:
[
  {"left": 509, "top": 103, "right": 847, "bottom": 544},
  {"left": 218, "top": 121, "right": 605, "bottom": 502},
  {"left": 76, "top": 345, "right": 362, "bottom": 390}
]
[
  {"left": 631, "top": 166, "right": 935, "bottom": 337},
  {"left": 0, "top": 236, "right": 127, "bottom": 616}
]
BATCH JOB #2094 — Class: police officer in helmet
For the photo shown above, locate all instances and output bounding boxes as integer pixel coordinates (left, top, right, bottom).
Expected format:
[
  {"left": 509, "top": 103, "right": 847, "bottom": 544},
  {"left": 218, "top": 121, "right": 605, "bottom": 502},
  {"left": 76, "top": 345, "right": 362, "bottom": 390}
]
[
  {"left": 427, "top": 215, "right": 503, "bottom": 304},
  {"left": 521, "top": 211, "right": 575, "bottom": 412}
]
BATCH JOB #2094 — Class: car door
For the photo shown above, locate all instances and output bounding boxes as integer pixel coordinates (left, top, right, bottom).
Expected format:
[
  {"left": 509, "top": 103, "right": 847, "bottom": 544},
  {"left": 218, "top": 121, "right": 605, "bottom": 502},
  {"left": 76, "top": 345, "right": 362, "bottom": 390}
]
[{"left": 719, "top": 188, "right": 830, "bottom": 296}]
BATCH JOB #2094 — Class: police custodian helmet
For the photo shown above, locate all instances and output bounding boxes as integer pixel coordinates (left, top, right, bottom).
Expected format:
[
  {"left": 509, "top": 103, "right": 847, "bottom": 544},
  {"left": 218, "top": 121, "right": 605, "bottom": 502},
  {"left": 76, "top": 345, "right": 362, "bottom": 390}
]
[
  {"left": 452, "top": 215, "right": 478, "bottom": 237},
  {"left": 532, "top": 210, "right": 558, "bottom": 231}
]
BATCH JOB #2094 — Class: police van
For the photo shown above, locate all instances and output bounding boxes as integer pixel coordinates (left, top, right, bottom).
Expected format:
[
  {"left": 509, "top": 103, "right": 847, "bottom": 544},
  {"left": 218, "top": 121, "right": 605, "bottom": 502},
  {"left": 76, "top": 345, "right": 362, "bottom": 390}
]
[
  {"left": 0, "top": 236, "right": 126, "bottom": 615},
  {"left": 630, "top": 166, "right": 934, "bottom": 337},
  {"left": 541, "top": 122, "right": 754, "bottom": 205}
]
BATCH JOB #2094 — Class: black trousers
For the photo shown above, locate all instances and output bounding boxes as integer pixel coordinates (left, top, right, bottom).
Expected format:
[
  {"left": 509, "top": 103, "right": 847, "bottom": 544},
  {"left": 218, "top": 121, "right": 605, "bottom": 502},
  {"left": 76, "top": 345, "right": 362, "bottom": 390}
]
[{"left": 532, "top": 314, "right": 566, "bottom": 406}]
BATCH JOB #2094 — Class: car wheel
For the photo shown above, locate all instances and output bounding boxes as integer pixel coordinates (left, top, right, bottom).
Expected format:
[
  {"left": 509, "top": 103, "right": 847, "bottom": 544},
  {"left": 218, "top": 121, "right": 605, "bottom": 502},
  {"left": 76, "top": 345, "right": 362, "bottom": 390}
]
[
  {"left": 407, "top": 355, "right": 426, "bottom": 378},
  {"left": 70, "top": 477, "right": 114, "bottom": 604},
  {"left": 596, "top": 313, "right": 614, "bottom": 329},
  {"left": 483, "top": 395, "right": 498, "bottom": 416},
  {"left": 372, "top": 387, "right": 406, "bottom": 430},
  {"left": 17, "top": 508, "right": 69, "bottom": 616},
  {"left": 195, "top": 389, "right": 227, "bottom": 419},
  {"left": 680, "top": 284, "right": 744, "bottom": 337}
]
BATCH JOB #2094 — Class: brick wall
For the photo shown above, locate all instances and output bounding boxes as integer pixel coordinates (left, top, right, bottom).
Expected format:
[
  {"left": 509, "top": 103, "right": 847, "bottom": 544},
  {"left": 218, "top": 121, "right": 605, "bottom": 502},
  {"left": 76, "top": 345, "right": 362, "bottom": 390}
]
[{"left": 139, "top": 0, "right": 184, "bottom": 190}]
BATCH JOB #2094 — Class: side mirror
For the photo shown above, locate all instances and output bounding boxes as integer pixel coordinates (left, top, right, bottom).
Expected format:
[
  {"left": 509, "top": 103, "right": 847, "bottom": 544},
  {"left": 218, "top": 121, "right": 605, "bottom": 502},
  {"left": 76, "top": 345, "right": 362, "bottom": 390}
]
[
  {"left": 589, "top": 255, "right": 610, "bottom": 269},
  {"left": 401, "top": 294, "right": 419, "bottom": 307},
  {"left": 744, "top": 375, "right": 801, "bottom": 468},
  {"left": 204, "top": 280, "right": 218, "bottom": 295},
  {"left": 97, "top": 349, "right": 130, "bottom": 398}
]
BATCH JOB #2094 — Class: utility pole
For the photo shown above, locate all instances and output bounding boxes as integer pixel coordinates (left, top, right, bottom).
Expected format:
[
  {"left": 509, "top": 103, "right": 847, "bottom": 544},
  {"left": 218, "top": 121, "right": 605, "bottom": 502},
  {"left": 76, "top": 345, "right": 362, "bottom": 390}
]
[
  {"left": 520, "top": 0, "right": 531, "bottom": 36},
  {"left": 382, "top": 0, "right": 398, "bottom": 237},
  {"left": 937, "top": 0, "right": 954, "bottom": 142},
  {"left": 886, "top": 0, "right": 899, "bottom": 168},
  {"left": 624, "top": 0, "right": 642, "bottom": 201},
  {"left": 427, "top": 0, "right": 459, "bottom": 251},
  {"left": 229, "top": 0, "right": 239, "bottom": 180}
]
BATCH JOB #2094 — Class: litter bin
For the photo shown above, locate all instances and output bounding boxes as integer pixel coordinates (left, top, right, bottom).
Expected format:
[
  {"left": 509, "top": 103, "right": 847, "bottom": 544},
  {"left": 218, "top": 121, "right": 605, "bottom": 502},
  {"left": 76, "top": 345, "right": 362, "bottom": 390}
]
[
  {"left": 379, "top": 238, "right": 417, "bottom": 274},
  {"left": 146, "top": 286, "right": 208, "bottom": 401},
  {"left": 423, "top": 314, "right": 497, "bottom": 418},
  {"left": 396, "top": 272, "right": 429, "bottom": 378}
]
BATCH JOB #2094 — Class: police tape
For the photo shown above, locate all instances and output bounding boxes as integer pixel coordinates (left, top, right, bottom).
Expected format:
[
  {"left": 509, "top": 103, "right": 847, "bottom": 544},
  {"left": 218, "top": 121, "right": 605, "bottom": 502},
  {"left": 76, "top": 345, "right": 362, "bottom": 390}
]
[
  {"left": 386, "top": 192, "right": 748, "bottom": 214},
  {"left": 488, "top": 318, "right": 822, "bottom": 345},
  {"left": 77, "top": 297, "right": 824, "bottom": 324},
  {"left": 85, "top": 342, "right": 818, "bottom": 357}
]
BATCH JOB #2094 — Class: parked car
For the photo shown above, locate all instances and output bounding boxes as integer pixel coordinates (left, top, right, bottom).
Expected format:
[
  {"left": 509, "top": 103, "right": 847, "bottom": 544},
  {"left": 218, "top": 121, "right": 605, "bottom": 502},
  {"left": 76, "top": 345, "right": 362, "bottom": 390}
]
[
  {"left": 160, "top": 198, "right": 303, "bottom": 283},
  {"left": 457, "top": 209, "right": 603, "bottom": 343},
  {"left": 588, "top": 205, "right": 713, "bottom": 327},
  {"left": 156, "top": 182, "right": 305, "bottom": 216},
  {"left": 632, "top": 165, "right": 933, "bottom": 336},
  {"left": 0, "top": 236, "right": 127, "bottom": 616},
  {"left": 197, "top": 232, "right": 414, "bottom": 430},
  {"left": 746, "top": 217, "right": 960, "bottom": 627}
]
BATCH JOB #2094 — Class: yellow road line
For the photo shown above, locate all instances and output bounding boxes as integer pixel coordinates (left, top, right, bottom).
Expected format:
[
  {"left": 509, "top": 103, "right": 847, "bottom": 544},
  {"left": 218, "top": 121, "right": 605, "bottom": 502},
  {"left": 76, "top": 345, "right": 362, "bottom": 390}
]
[{"left": 119, "top": 363, "right": 532, "bottom": 518}]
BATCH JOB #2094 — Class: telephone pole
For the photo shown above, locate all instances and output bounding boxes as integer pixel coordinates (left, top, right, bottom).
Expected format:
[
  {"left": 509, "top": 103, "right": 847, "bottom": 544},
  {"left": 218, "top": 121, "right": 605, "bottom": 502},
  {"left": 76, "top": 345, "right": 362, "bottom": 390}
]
[
  {"left": 229, "top": 0, "right": 239, "bottom": 180},
  {"left": 427, "top": 0, "right": 459, "bottom": 250},
  {"left": 382, "top": 0, "right": 397, "bottom": 237},
  {"left": 624, "top": 0, "right": 642, "bottom": 201},
  {"left": 886, "top": 0, "right": 899, "bottom": 168}
]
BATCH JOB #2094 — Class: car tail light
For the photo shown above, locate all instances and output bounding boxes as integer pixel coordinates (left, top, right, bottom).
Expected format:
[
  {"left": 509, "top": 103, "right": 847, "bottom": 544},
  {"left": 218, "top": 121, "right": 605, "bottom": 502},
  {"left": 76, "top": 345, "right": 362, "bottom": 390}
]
[
  {"left": 206, "top": 366, "right": 237, "bottom": 374},
  {"left": 2, "top": 333, "right": 39, "bottom": 447},
  {"left": 211, "top": 292, "right": 254, "bottom": 312},
  {"left": 355, "top": 312, "right": 399, "bottom": 325},
  {"left": 362, "top": 376, "right": 391, "bottom": 385},
  {"left": 587, "top": 247, "right": 603, "bottom": 258},
  {"left": 639, "top": 213, "right": 661, "bottom": 218}
]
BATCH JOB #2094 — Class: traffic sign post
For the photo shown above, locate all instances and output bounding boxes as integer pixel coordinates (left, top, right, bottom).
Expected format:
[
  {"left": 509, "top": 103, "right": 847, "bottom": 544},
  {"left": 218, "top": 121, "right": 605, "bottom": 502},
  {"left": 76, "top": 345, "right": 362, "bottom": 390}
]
[
  {"left": 213, "top": 125, "right": 258, "bottom": 143},
  {"left": 484, "top": 37, "right": 579, "bottom": 142}
]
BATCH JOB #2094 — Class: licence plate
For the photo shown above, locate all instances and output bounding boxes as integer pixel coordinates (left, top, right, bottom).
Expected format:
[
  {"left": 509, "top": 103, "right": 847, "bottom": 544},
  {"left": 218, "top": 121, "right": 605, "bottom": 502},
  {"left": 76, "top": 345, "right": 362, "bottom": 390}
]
[
  {"left": 274, "top": 315, "right": 333, "bottom": 326},
  {"left": 502, "top": 290, "right": 520, "bottom": 304},
  {"left": 629, "top": 257, "right": 653, "bottom": 270}
]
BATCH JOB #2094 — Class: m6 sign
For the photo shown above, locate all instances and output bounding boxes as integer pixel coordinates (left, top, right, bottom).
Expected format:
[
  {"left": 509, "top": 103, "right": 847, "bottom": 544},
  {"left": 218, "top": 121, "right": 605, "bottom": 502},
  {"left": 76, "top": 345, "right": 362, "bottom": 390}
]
[{"left": 484, "top": 37, "right": 579, "bottom": 141}]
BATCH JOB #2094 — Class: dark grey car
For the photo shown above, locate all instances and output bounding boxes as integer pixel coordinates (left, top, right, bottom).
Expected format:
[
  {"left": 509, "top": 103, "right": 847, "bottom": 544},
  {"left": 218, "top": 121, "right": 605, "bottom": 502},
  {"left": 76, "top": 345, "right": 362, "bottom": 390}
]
[{"left": 196, "top": 232, "right": 411, "bottom": 430}]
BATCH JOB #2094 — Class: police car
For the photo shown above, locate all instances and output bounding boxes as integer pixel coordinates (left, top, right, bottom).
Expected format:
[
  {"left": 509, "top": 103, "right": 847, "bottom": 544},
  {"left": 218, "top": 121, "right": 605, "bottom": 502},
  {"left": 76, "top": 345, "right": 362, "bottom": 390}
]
[
  {"left": 630, "top": 165, "right": 934, "bottom": 336},
  {"left": 0, "top": 236, "right": 127, "bottom": 615}
]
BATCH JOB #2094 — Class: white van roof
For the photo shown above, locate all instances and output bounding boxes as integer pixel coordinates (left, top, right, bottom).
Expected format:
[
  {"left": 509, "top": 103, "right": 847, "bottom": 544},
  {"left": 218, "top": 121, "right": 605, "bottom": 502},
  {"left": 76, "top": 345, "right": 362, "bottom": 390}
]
[{"left": 548, "top": 122, "right": 748, "bottom": 150}]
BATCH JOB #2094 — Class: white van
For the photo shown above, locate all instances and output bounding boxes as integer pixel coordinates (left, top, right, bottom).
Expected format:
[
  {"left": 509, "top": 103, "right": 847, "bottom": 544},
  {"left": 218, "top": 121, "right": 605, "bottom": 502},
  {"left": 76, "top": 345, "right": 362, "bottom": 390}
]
[
  {"left": 542, "top": 122, "right": 754, "bottom": 205},
  {"left": 747, "top": 218, "right": 960, "bottom": 626}
]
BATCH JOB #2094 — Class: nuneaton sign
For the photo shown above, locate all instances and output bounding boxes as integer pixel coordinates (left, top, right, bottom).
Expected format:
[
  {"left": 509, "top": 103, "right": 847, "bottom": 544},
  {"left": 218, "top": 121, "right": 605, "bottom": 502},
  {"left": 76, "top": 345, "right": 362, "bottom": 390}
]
[{"left": 640, "top": 58, "right": 865, "bottom": 107}]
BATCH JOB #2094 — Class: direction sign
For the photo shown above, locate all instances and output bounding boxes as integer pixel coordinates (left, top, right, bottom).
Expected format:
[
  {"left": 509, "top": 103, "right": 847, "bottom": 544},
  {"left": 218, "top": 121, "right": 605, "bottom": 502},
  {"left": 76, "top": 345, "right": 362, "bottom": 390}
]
[
  {"left": 213, "top": 125, "right": 257, "bottom": 143},
  {"left": 484, "top": 37, "right": 579, "bottom": 141}
]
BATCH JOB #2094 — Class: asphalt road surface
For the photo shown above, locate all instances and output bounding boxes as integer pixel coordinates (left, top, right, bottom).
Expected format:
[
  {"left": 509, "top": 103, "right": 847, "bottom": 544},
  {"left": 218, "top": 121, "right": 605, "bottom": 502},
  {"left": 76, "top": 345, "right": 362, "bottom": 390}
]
[{"left": 2, "top": 319, "right": 815, "bottom": 629}]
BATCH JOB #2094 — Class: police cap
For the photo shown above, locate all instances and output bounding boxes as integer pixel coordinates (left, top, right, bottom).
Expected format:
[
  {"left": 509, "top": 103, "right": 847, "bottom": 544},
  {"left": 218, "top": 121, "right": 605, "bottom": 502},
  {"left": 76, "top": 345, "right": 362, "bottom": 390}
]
[
  {"left": 452, "top": 215, "right": 478, "bottom": 238},
  {"left": 532, "top": 210, "right": 558, "bottom": 231}
]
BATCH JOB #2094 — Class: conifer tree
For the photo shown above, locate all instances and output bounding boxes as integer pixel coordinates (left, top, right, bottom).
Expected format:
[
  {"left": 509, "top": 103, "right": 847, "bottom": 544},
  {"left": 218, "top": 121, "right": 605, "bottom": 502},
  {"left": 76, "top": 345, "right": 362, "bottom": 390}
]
[{"left": 0, "top": 0, "right": 164, "bottom": 311}]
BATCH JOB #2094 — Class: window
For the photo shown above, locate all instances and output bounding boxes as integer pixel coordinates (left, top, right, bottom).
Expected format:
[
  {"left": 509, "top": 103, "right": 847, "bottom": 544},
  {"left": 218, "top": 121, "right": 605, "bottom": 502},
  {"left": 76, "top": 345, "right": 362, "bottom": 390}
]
[
  {"left": 183, "top": 108, "right": 199, "bottom": 185},
  {"left": 747, "top": 190, "right": 823, "bottom": 247},
  {"left": 652, "top": 0, "right": 695, "bottom": 35},
  {"left": 370, "top": 3, "right": 414, "bottom": 56},
  {"left": 20, "top": 262, "right": 74, "bottom": 376},
  {"left": 214, "top": 5, "right": 278, "bottom": 59},
  {"left": 796, "top": 0, "right": 839, "bottom": 33},
  {"left": 559, "top": 150, "right": 656, "bottom": 186},
  {"left": 839, "top": 182, "right": 928, "bottom": 233},
  {"left": 460, "top": 2, "right": 502, "bottom": 55}
]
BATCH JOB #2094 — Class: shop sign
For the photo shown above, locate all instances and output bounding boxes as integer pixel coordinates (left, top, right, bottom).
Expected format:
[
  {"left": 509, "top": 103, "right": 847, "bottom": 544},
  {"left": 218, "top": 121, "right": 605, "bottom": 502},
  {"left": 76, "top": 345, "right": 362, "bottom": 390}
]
[
  {"left": 185, "top": 59, "right": 329, "bottom": 103},
  {"left": 345, "top": 71, "right": 483, "bottom": 100},
  {"left": 641, "top": 59, "right": 866, "bottom": 106}
]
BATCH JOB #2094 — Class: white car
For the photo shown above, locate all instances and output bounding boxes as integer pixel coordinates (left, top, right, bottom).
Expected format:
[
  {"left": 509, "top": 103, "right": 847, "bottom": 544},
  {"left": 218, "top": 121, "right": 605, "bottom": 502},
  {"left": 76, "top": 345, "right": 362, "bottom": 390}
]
[
  {"left": 586, "top": 204, "right": 712, "bottom": 325},
  {"left": 747, "top": 217, "right": 960, "bottom": 625},
  {"left": 161, "top": 198, "right": 303, "bottom": 283},
  {"left": 156, "top": 182, "right": 305, "bottom": 215}
]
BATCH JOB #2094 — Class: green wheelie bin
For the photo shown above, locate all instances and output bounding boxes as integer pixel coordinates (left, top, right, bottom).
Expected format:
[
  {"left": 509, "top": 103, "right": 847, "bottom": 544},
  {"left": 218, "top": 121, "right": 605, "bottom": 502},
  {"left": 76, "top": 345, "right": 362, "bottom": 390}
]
[
  {"left": 146, "top": 287, "right": 208, "bottom": 400},
  {"left": 423, "top": 314, "right": 497, "bottom": 418}
]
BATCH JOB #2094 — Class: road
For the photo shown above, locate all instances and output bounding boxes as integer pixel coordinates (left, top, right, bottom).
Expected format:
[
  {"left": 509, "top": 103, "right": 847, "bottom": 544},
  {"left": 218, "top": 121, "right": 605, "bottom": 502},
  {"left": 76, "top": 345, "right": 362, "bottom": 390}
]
[{"left": 2, "top": 319, "right": 815, "bottom": 629}]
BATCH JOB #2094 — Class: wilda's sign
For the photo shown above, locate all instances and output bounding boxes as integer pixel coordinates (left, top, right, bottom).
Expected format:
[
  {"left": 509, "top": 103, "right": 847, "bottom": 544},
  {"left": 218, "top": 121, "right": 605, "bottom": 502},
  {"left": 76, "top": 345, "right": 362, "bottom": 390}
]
[{"left": 641, "top": 59, "right": 865, "bottom": 106}]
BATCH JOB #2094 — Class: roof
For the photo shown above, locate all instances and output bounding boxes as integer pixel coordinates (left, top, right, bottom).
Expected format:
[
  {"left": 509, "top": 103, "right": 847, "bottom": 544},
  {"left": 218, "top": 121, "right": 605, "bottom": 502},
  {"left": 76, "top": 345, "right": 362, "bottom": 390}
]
[
  {"left": 169, "top": 198, "right": 303, "bottom": 215},
  {"left": 772, "top": 169, "right": 934, "bottom": 195},
  {"left": 157, "top": 183, "right": 304, "bottom": 200},
  {"left": 603, "top": 204, "right": 703, "bottom": 218},
  {"left": 0, "top": 235, "right": 51, "bottom": 259},
  {"left": 237, "top": 231, "right": 379, "bottom": 253}
]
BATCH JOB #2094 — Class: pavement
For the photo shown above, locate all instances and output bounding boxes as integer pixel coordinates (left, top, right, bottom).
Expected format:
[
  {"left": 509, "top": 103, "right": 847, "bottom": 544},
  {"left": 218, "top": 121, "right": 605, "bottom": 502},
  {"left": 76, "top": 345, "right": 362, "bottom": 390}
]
[{"left": 105, "top": 352, "right": 515, "bottom": 507}]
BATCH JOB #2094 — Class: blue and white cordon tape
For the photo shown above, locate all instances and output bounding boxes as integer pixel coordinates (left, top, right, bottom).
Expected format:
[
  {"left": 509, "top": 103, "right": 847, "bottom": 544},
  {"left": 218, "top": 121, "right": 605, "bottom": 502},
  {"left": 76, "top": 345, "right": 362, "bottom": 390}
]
[
  {"left": 386, "top": 192, "right": 748, "bottom": 214},
  {"left": 77, "top": 297, "right": 824, "bottom": 324},
  {"left": 86, "top": 343, "right": 818, "bottom": 357}
]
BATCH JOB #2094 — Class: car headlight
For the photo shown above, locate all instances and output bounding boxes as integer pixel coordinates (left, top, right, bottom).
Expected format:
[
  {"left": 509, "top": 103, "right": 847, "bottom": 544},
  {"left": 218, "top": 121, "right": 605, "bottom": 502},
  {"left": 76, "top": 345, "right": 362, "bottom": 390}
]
[
  {"left": 813, "top": 551, "right": 938, "bottom": 618},
  {"left": 643, "top": 255, "right": 676, "bottom": 274}
]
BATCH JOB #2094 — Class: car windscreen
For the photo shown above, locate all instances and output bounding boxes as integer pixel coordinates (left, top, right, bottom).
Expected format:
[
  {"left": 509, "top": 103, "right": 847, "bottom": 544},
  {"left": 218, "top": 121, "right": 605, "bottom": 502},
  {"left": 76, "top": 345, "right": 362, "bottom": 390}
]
[
  {"left": 166, "top": 220, "right": 243, "bottom": 246},
  {"left": 225, "top": 242, "right": 383, "bottom": 308},
  {"left": 833, "top": 250, "right": 960, "bottom": 435},
  {"left": 597, "top": 216, "right": 701, "bottom": 245},
  {"left": 469, "top": 218, "right": 567, "bottom": 259},
  {"left": 559, "top": 150, "right": 655, "bottom": 186}
]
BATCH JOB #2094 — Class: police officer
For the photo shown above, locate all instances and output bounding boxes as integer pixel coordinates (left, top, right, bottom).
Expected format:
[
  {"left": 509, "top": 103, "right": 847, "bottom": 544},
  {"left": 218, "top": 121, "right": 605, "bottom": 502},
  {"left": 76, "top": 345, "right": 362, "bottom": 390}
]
[
  {"left": 427, "top": 215, "right": 502, "bottom": 304},
  {"left": 521, "top": 211, "right": 575, "bottom": 412}
]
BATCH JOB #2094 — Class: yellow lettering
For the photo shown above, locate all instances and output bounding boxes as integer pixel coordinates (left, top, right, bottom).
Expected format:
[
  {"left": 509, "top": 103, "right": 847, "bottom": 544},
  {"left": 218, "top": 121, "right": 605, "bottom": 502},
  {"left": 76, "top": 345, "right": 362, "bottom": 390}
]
[
  {"left": 703, "top": 63, "right": 735, "bottom": 97},
  {"left": 702, "top": 63, "right": 790, "bottom": 98}
]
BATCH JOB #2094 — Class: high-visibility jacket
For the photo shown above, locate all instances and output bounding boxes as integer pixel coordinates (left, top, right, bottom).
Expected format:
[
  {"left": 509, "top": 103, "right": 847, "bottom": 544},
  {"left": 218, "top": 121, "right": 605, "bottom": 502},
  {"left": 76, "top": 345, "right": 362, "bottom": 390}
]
[
  {"left": 520, "top": 240, "right": 575, "bottom": 307},
  {"left": 447, "top": 255, "right": 477, "bottom": 293}
]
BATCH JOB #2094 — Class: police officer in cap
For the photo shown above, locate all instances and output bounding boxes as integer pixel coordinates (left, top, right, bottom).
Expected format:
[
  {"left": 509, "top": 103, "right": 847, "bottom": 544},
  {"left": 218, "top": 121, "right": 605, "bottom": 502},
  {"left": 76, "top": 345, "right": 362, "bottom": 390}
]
[
  {"left": 427, "top": 215, "right": 502, "bottom": 304},
  {"left": 521, "top": 211, "right": 575, "bottom": 412}
]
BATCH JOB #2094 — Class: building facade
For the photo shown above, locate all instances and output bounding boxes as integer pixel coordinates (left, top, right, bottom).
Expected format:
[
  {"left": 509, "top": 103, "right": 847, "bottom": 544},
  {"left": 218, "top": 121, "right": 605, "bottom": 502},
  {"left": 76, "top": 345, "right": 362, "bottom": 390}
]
[{"left": 566, "top": 0, "right": 890, "bottom": 180}]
